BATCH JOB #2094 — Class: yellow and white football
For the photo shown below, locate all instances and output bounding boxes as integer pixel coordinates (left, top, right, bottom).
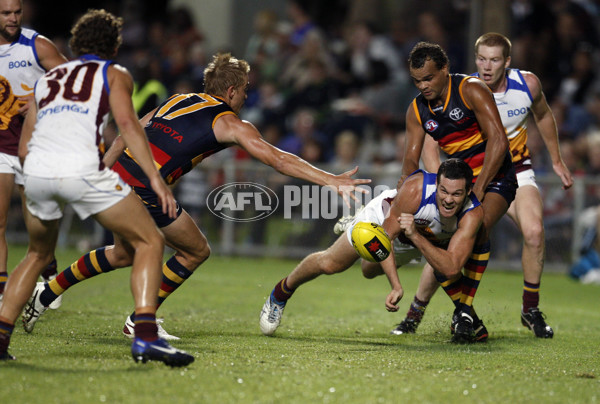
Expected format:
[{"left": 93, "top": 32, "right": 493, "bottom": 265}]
[{"left": 351, "top": 222, "right": 391, "bottom": 262}]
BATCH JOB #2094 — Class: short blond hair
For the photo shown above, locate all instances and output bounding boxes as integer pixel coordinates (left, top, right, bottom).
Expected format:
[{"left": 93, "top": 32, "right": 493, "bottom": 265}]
[
  {"left": 203, "top": 53, "right": 250, "bottom": 96},
  {"left": 475, "top": 32, "right": 511, "bottom": 59}
]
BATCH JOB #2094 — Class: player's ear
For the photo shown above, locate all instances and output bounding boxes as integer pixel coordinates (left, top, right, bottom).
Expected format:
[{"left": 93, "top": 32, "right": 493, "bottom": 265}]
[{"left": 228, "top": 85, "right": 236, "bottom": 97}]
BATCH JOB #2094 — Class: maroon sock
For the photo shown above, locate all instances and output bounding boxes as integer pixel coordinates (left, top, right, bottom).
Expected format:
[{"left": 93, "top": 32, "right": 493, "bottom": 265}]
[
  {"left": 272, "top": 277, "right": 295, "bottom": 303},
  {"left": 41, "top": 258, "right": 58, "bottom": 280},
  {"left": 133, "top": 313, "right": 158, "bottom": 342},
  {"left": 406, "top": 296, "right": 429, "bottom": 322},
  {"left": 0, "top": 320, "right": 14, "bottom": 354},
  {"left": 522, "top": 281, "right": 540, "bottom": 313}
]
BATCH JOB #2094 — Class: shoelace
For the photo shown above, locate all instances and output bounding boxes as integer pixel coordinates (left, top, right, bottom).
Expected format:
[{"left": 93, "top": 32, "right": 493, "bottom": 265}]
[
  {"left": 268, "top": 303, "right": 283, "bottom": 322},
  {"left": 23, "top": 292, "right": 41, "bottom": 320}
]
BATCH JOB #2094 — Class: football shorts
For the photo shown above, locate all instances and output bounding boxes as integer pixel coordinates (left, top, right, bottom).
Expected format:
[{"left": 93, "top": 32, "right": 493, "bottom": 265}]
[
  {"left": 0, "top": 151, "right": 24, "bottom": 185},
  {"left": 24, "top": 169, "right": 131, "bottom": 220}
]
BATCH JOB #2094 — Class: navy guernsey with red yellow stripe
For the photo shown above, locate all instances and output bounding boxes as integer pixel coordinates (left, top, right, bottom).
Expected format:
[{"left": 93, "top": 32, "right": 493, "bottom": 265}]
[
  {"left": 113, "top": 93, "right": 235, "bottom": 188},
  {"left": 412, "top": 74, "right": 514, "bottom": 182}
]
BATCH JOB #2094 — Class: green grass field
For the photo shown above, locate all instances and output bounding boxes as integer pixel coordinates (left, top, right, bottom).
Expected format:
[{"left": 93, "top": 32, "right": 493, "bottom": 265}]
[{"left": 2, "top": 245, "right": 599, "bottom": 403}]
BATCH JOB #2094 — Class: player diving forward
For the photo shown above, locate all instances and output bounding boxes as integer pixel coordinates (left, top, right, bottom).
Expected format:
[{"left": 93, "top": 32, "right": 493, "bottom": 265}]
[{"left": 260, "top": 158, "right": 483, "bottom": 343}]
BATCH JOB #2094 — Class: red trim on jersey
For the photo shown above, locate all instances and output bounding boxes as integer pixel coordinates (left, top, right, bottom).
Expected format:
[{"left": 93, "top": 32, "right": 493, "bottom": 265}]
[
  {"left": 150, "top": 143, "right": 171, "bottom": 167},
  {"left": 112, "top": 161, "right": 146, "bottom": 188}
]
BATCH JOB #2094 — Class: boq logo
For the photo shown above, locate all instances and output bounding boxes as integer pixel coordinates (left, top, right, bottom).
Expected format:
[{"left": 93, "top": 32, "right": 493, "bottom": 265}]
[{"left": 206, "top": 182, "right": 279, "bottom": 222}]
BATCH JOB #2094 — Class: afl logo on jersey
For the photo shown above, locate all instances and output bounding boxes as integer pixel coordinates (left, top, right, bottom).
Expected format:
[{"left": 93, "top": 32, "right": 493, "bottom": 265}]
[
  {"left": 449, "top": 108, "right": 464, "bottom": 121},
  {"left": 425, "top": 120, "right": 438, "bottom": 132}
]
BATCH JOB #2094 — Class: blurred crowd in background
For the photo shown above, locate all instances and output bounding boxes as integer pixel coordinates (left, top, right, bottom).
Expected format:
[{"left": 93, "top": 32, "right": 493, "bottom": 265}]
[
  {"left": 15, "top": 0, "right": 600, "bottom": 261},
  {"left": 21, "top": 0, "right": 600, "bottom": 176}
]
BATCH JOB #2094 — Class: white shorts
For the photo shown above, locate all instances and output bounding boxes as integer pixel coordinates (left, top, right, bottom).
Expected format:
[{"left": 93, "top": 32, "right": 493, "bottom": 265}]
[
  {"left": 345, "top": 189, "right": 422, "bottom": 267},
  {"left": 516, "top": 169, "right": 538, "bottom": 189},
  {"left": 24, "top": 169, "right": 131, "bottom": 221},
  {"left": 0, "top": 152, "right": 24, "bottom": 185}
]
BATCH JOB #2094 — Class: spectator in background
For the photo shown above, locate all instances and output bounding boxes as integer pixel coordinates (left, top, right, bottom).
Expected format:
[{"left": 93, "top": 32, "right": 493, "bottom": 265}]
[
  {"left": 330, "top": 130, "right": 361, "bottom": 172},
  {"left": 244, "top": 9, "right": 281, "bottom": 81},
  {"left": 286, "top": 0, "right": 317, "bottom": 48},
  {"left": 345, "top": 20, "right": 406, "bottom": 88},
  {"left": 278, "top": 108, "right": 327, "bottom": 158},
  {"left": 553, "top": 44, "right": 597, "bottom": 138}
]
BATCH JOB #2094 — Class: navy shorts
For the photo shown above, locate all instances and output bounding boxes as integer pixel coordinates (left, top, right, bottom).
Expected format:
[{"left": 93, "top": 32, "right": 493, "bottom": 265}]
[
  {"left": 485, "top": 167, "right": 518, "bottom": 205},
  {"left": 133, "top": 186, "right": 183, "bottom": 228}
]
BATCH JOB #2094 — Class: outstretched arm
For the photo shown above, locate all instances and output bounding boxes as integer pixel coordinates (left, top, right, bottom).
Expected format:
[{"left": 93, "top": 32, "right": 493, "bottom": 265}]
[
  {"left": 214, "top": 114, "right": 371, "bottom": 207},
  {"left": 524, "top": 71, "right": 573, "bottom": 189}
]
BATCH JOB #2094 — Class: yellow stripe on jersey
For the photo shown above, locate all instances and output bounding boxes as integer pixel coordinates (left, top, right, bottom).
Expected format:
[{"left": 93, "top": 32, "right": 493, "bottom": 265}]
[
  {"left": 211, "top": 111, "right": 236, "bottom": 128},
  {"left": 440, "top": 133, "right": 484, "bottom": 155},
  {"left": 508, "top": 127, "right": 528, "bottom": 150},
  {"left": 412, "top": 99, "right": 422, "bottom": 125},
  {"left": 458, "top": 76, "right": 473, "bottom": 110}
]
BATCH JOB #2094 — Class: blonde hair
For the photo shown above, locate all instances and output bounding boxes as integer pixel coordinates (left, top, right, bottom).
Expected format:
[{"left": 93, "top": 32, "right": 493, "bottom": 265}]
[
  {"left": 203, "top": 53, "right": 250, "bottom": 96},
  {"left": 475, "top": 32, "right": 512, "bottom": 59}
]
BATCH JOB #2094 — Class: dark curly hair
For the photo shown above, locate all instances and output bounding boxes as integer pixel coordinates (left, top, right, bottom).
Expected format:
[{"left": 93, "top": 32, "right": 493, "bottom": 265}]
[
  {"left": 408, "top": 42, "right": 449, "bottom": 71},
  {"left": 69, "top": 9, "right": 123, "bottom": 59}
]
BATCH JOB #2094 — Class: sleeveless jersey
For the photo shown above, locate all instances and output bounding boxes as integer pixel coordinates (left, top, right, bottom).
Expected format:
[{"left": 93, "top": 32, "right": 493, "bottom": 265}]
[
  {"left": 24, "top": 55, "right": 112, "bottom": 177},
  {"left": 473, "top": 68, "right": 533, "bottom": 173},
  {"left": 411, "top": 74, "right": 514, "bottom": 181},
  {"left": 0, "top": 28, "right": 46, "bottom": 155},
  {"left": 361, "top": 170, "right": 480, "bottom": 249},
  {"left": 397, "top": 170, "right": 480, "bottom": 248},
  {"left": 112, "top": 93, "right": 235, "bottom": 188}
]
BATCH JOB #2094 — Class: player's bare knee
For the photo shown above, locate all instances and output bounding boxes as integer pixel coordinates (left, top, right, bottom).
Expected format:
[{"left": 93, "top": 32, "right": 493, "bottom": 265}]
[
  {"left": 361, "top": 265, "right": 381, "bottom": 279},
  {"left": 106, "top": 245, "right": 133, "bottom": 267},
  {"left": 191, "top": 242, "right": 211, "bottom": 267},
  {"left": 522, "top": 223, "right": 544, "bottom": 249}
]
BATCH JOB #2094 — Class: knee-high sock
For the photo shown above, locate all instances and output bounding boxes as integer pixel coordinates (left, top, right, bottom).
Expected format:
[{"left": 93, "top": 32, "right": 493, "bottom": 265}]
[
  {"left": 434, "top": 270, "right": 482, "bottom": 323},
  {"left": 522, "top": 281, "right": 540, "bottom": 313},
  {"left": 0, "top": 272, "right": 7, "bottom": 294},
  {"left": 404, "top": 296, "right": 429, "bottom": 322},
  {"left": 458, "top": 241, "right": 490, "bottom": 314},
  {"left": 434, "top": 271, "right": 463, "bottom": 308},
  {"left": 157, "top": 256, "right": 194, "bottom": 308},
  {"left": 133, "top": 312, "right": 158, "bottom": 342},
  {"left": 271, "top": 277, "right": 295, "bottom": 303},
  {"left": 0, "top": 320, "right": 14, "bottom": 354},
  {"left": 40, "top": 248, "right": 114, "bottom": 307}
]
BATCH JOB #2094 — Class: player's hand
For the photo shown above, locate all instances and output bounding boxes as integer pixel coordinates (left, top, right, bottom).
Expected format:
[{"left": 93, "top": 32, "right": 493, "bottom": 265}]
[
  {"left": 17, "top": 96, "right": 34, "bottom": 117},
  {"left": 385, "top": 288, "right": 404, "bottom": 312},
  {"left": 553, "top": 161, "right": 573, "bottom": 190},
  {"left": 149, "top": 175, "right": 178, "bottom": 219},
  {"left": 327, "top": 166, "right": 371, "bottom": 209},
  {"left": 398, "top": 213, "right": 417, "bottom": 238}
]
